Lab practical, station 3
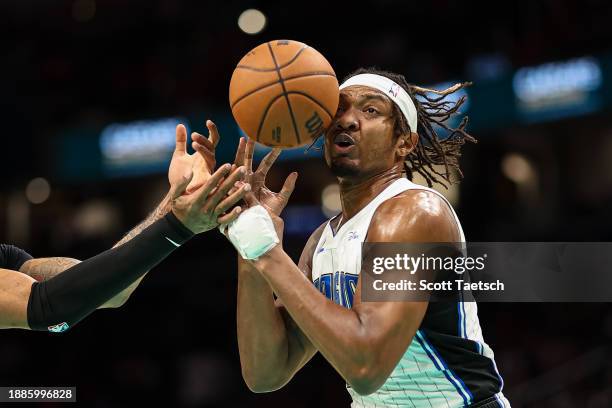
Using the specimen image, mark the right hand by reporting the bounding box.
[171,164,250,234]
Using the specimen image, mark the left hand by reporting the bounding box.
[242,190,287,244]
[237,139,298,216]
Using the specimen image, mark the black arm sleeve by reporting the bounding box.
[27,211,194,332]
[0,244,33,270]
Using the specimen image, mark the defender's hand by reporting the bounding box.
[172,165,251,233]
[187,120,220,194]
[168,124,197,199]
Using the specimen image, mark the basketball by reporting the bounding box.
[229,40,339,148]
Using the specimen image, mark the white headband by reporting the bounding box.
[339,73,418,133]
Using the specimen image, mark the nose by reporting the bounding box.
[335,109,359,133]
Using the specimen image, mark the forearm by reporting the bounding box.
[115,191,172,247]
[20,257,140,309]
[237,256,294,391]
[106,191,173,306]
[20,193,173,309]
[252,246,375,385]
[27,212,193,332]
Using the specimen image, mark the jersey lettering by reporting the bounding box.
[313,271,358,308]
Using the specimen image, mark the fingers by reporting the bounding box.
[233,137,246,168]
[194,164,232,206]
[185,182,204,195]
[256,148,282,177]
[171,168,194,199]
[227,180,247,196]
[201,166,247,211]
[206,120,221,148]
[244,139,255,173]
[192,139,215,164]
[191,132,214,151]
[243,191,260,207]
[214,182,251,216]
[175,124,188,155]
[218,206,242,224]
[278,172,298,203]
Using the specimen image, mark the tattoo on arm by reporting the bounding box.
[19,192,174,308]
[20,257,81,281]
[18,194,172,281]
[95,191,173,307]
[114,192,172,248]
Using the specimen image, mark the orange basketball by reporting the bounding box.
[229,40,339,148]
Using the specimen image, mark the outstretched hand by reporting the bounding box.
[168,122,251,233]
[168,124,198,199]
[233,139,298,216]
[186,120,220,194]
[172,164,250,233]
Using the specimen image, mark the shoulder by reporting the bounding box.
[308,220,329,246]
[368,189,460,242]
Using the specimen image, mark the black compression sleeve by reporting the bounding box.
[0,244,33,270]
[27,211,194,332]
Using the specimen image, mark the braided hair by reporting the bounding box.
[342,68,476,188]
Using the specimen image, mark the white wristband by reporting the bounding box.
[219,205,280,260]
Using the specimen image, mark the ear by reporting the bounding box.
[396,132,418,158]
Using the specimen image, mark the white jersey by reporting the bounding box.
[311,178,510,408]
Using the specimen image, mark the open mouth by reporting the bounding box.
[333,132,355,148]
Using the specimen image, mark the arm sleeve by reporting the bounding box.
[0,244,33,270]
[27,211,194,332]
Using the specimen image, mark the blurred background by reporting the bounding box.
[1,0,612,406]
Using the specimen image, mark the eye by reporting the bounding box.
[365,107,379,114]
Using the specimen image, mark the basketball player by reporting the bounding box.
[0,122,249,332]
[221,69,510,407]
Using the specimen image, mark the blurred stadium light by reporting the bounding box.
[513,56,603,122]
[25,177,51,205]
[321,183,341,218]
[237,9,267,35]
[50,51,612,183]
[100,117,188,177]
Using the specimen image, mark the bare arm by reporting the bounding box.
[251,191,460,395]
[237,223,323,392]
[20,257,81,282]
[225,139,317,391]
[0,268,35,329]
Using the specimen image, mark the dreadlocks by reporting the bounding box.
[343,68,476,188]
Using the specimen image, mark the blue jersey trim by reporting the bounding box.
[416,330,474,406]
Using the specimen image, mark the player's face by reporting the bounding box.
[324,85,401,179]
